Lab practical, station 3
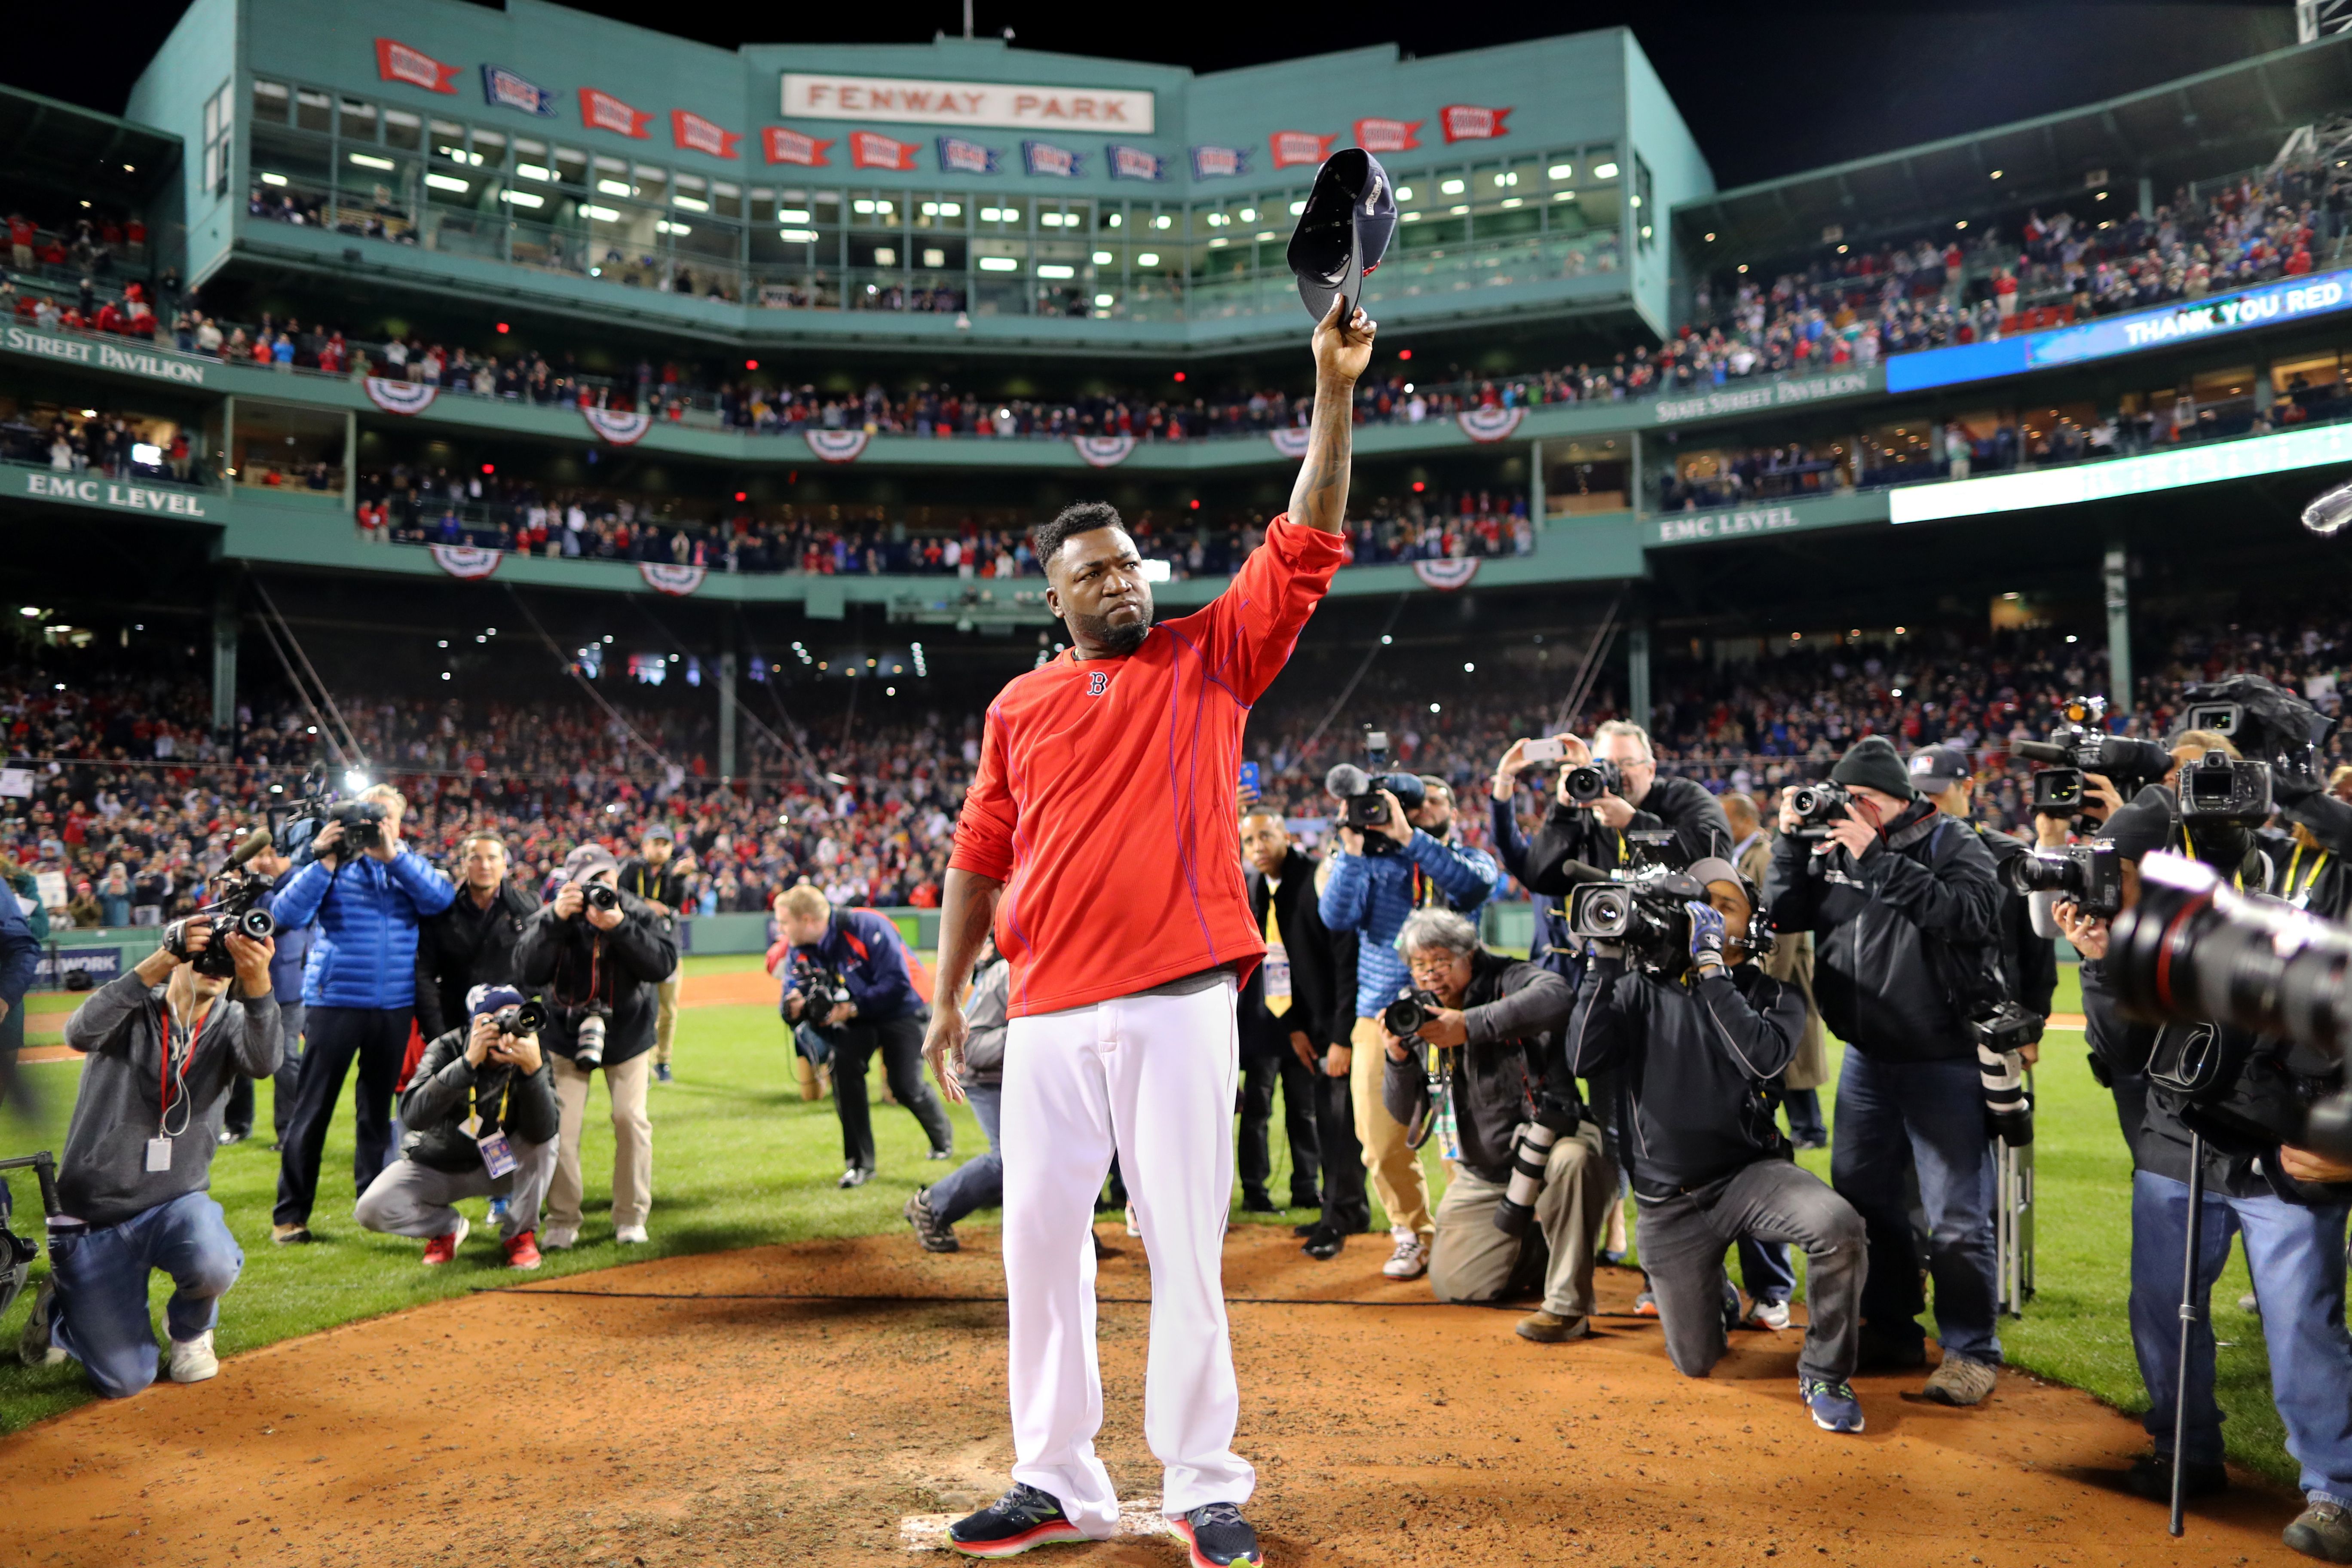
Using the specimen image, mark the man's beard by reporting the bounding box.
[1072,606,1151,655]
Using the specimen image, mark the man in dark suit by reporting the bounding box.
[1237,808,1335,1221]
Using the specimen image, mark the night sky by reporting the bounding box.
[5,1,2301,192]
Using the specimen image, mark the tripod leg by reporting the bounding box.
[2171,1135,2207,1539]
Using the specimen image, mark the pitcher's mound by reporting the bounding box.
[0,1224,2297,1566]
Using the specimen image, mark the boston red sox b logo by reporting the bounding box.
[1087,671,1110,697]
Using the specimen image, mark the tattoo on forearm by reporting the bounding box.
[1290,380,1355,535]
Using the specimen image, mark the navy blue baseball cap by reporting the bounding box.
[1288,148,1396,323]
[1908,745,1972,792]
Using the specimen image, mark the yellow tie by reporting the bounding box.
[1263,896,1291,1017]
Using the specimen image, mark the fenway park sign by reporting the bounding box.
[783,73,1155,134]
[3,325,210,386]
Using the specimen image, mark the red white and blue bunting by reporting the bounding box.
[364,377,439,416]
[1073,434,1136,468]
[1412,557,1481,591]
[582,405,652,445]
[428,544,503,580]
[1269,427,1313,459]
[805,429,870,464]
[1456,406,1526,443]
[638,561,707,597]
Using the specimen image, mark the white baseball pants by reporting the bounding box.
[999,976,1253,1531]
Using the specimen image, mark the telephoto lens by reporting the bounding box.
[2110,851,2352,1053]
[494,1000,548,1037]
[573,1010,609,1068]
[1491,1121,1561,1235]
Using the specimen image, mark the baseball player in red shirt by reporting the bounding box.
[925,296,1375,1565]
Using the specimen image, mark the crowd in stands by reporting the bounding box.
[1677,160,2351,390]
[360,471,1535,577]
[0,404,193,483]
[3,598,2347,931]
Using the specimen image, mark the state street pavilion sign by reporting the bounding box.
[782,74,1155,135]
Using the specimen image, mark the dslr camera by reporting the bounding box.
[162,868,277,980]
[2003,840,2125,918]
[1324,744,1427,854]
[570,1001,614,1069]
[488,999,548,1038]
[2177,748,2273,826]
[1562,758,1623,805]
[1785,781,1854,839]
[2013,695,2175,793]
[792,962,852,1027]
[1382,986,1446,1039]
[581,880,622,914]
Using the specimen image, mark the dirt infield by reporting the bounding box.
[0,1224,2305,1568]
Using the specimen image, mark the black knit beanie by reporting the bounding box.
[1830,735,1918,801]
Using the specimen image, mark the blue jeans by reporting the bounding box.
[49,1191,243,1399]
[927,1080,1003,1225]
[1830,1048,2000,1364]
[2129,1170,2352,1505]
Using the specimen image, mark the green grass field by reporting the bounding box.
[0,959,2301,1486]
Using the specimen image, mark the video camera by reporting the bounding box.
[276,764,389,861]
[1568,867,1707,974]
[792,961,852,1028]
[1325,730,1427,853]
[162,860,277,980]
[2013,695,2175,795]
[2004,840,2124,918]
[2110,852,2352,1157]
[2178,676,2339,795]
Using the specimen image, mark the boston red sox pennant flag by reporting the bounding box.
[1269,131,1335,169]
[1440,104,1512,142]
[763,127,832,166]
[673,110,740,159]
[1106,145,1164,181]
[581,87,651,139]
[937,137,1001,175]
[1353,118,1422,153]
[851,132,919,171]
[375,39,458,94]
[1191,145,1249,179]
[481,65,554,116]
[1024,141,1081,178]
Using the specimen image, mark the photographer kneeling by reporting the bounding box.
[23,920,280,1397]
[1379,908,1611,1342]
[354,985,558,1270]
[1569,859,1871,1433]
[516,845,677,1250]
[775,884,953,1188]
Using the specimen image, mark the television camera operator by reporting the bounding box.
[775,883,953,1188]
[20,919,279,1397]
[1378,907,1611,1342]
[355,983,558,1271]
[2047,677,2352,1558]
[1568,857,1870,1433]
[1237,807,1335,1221]
[1764,735,2006,1406]
[413,832,539,1048]
[220,832,310,1150]
[268,784,455,1246]
[1320,770,1497,1280]
[515,843,677,1249]
[617,824,694,1084]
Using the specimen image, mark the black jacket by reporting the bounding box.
[1568,955,1806,1194]
[1763,798,2001,1061]
[1970,825,2059,1018]
[1522,773,1733,891]
[413,879,541,1041]
[1381,949,1576,1183]
[1239,847,1338,1059]
[397,1024,562,1173]
[513,891,680,1067]
[617,856,691,915]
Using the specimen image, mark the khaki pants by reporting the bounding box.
[654,971,681,1066]
[1427,1122,1611,1318]
[1350,1017,1433,1238]
[549,1052,652,1232]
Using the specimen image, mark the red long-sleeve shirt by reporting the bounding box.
[950,516,1346,1017]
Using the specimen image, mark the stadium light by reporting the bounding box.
[343,769,370,793]
[16,607,38,619]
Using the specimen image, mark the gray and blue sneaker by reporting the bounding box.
[948,1483,1086,1558]
[1801,1375,1866,1433]
[1174,1502,1262,1568]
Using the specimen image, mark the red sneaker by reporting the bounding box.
[502,1230,543,1271]
[422,1214,470,1266]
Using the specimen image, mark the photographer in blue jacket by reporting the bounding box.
[266,785,455,1244]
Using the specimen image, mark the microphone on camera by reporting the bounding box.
[1325,763,1370,800]
[225,827,274,868]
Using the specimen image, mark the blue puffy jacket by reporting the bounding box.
[272,850,456,1011]
[1319,829,1498,1020]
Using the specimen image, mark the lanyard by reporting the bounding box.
[156,997,213,1136]
[2285,842,2331,904]
[2177,824,2247,891]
